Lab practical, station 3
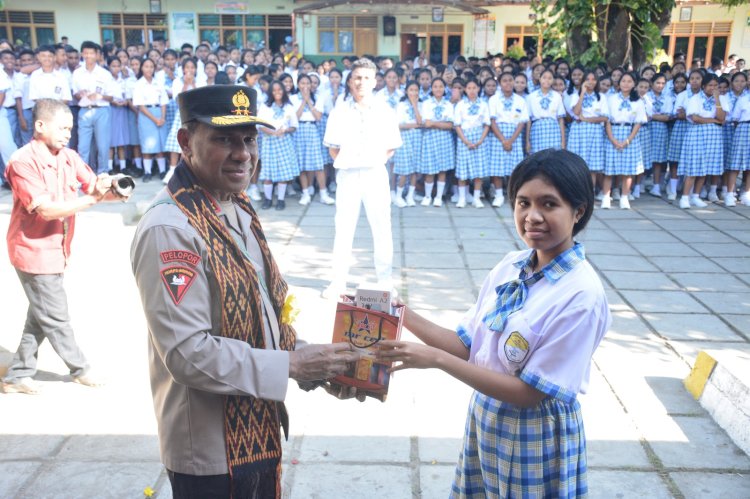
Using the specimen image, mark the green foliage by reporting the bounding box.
[505,43,526,60]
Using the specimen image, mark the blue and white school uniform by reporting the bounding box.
[526,89,566,153]
[566,92,608,172]
[393,100,422,176]
[488,93,529,176]
[376,87,404,111]
[723,92,740,167]
[647,91,673,164]
[108,74,130,148]
[604,93,647,176]
[165,78,203,154]
[257,102,299,182]
[419,95,455,174]
[454,98,490,181]
[289,92,326,172]
[679,91,730,177]
[638,93,653,168]
[667,89,696,163]
[131,76,169,154]
[156,69,177,134]
[728,92,750,171]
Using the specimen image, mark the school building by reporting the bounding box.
[2,0,749,65]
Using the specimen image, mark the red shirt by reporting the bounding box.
[5,139,96,274]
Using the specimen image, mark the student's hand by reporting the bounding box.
[376,340,440,372]
[19,116,28,131]
[502,140,512,151]
[288,343,360,381]
[155,117,165,127]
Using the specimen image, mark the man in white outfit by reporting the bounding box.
[322,58,402,297]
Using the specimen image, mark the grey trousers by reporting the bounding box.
[2,270,89,383]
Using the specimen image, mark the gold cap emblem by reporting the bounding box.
[231,90,251,116]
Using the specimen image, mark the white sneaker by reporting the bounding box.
[473,198,484,208]
[162,167,175,185]
[406,194,416,207]
[708,191,720,202]
[741,194,750,207]
[612,188,621,200]
[619,197,631,210]
[724,193,736,207]
[299,192,311,206]
[667,189,677,201]
[456,198,466,208]
[320,191,335,205]
[649,185,662,197]
[433,197,443,207]
[450,192,459,203]
[394,196,407,208]
[690,196,708,208]
[248,184,262,201]
[600,196,611,209]
[679,196,691,209]
[420,196,432,206]
[492,195,505,208]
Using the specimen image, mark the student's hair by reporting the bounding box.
[672,73,688,93]
[451,77,466,88]
[181,56,197,71]
[204,61,219,73]
[279,72,296,93]
[508,149,594,236]
[351,57,377,73]
[80,40,101,53]
[688,68,705,83]
[18,48,35,59]
[36,44,55,55]
[0,49,15,58]
[215,71,231,84]
[577,70,601,100]
[138,58,155,79]
[266,80,291,107]
[181,42,193,51]
[652,72,667,85]
[241,64,262,81]
[328,67,343,80]
[539,68,555,84]
[428,76,447,96]
[701,73,719,89]
[259,74,273,86]
[514,72,529,94]
[400,80,421,102]
[106,55,119,67]
[717,76,729,87]
[296,73,316,103]
[32,98,72,124]
[163,49,178,59]
[730,71,747,83]
[619,72,641,101]
[65,46,78,55]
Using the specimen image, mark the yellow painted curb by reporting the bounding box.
[684,351,717,400]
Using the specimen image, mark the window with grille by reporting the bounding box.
[318,15,377,54]
[661,21,733,64]
[98,12,167,48]
[197,14,292,50]
[504,25,542,55]
[0,10,56,48]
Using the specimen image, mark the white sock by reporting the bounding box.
[721,186,728,196]
[669,178,678,193]
[144,158,154,174]
[396,186,404,198]
[107,159,113,171]
[277,183,287,200]
[424,182,434,198]
[134,157,143,169]
[709,185,717,194]
[690,192,699,199]
[156,157,166,173]
[264,183,273,199]
[435,181,446,200]
[305,185,314,195]
[119,159,126,170]
[458,185,467,202]
[407,185,416,197]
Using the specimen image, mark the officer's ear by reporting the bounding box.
[177,127,191,156]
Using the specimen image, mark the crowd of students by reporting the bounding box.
[1,36,748,210]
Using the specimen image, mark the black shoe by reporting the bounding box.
[130,168,144,178]
[275,200,286,211]
[261,198,272,209]
[159,171,167,180]
[142,174,152,183]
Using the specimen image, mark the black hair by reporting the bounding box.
[80,41,101,53]
[241,65,262,80]
[730,71,748,83]
[717,76,729,87]
[180,57,197,71]
[18,49,35,58]
[619,72,641,102]
[328,67,343,79]
[163,49,178,59]
[428,76,447,97]
[0,49,15,58]
[266,80,291,107]
[138,57,156,79]
[451,77,466,88]
[36,45,55,55]
[296,73,316,104]
[106,55,119,67]
[400,80,421,102]
[214,71,230,85]
[701,73,719,89]
[508,149,594,237]
[578,70,601,100]
[181,43,193,50]
[652,72,667,84]
[672,73,688,94]
[279,72,296,93]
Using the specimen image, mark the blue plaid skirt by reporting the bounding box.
[638,123,652,169]
[295,121,325,172]
[420,128,455,174]
[649,121,669,164]
[728,122,750,171]
[668,120,688,163]
[452,391,587,498]
[138,108,168,154]
[259,134,299,182]
[394,128,421,175]
[164,112,182,153]
[678,123,723,176]
[318,113,330,164]
[723,123,734,168]
[604,125,644,176]
[568,121,605,172]
[530,118,562,153]
[456,126,489,180]
[488,122,524,176]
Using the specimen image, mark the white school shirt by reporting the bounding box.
[731,92,750,122]
[457,248,610,397]
[525,89,566,120]
[488,93,529,125]
[171,77,204,100]
[396,99,421,126]
[323,96,402,170]
[28,68,72,102]
[640,93,654,119]
[289,93,325,122]
[376,87,404,110]
[155,69,177,98]
[686,91,730,122]
[108,74,128,102]
[131,77,169,107]
[12,72,33,110]
[606,93,647,124]
[421,95,455,123]
[647,91,674,118]
[453,98,490,130]
[673,88,698,114]
[565,91,609,120]
[72,64,113,107]
[257,102,298,131]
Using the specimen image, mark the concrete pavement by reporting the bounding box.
[0,180,749,498]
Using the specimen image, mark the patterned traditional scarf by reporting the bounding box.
[483,243,585,332]
[167,163,296,498]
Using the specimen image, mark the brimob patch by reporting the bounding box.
[160,249,201,267]
[161,266,197,305]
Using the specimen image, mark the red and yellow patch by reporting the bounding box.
[160,266,196,305]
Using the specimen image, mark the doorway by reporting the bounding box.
[401,33,418,61]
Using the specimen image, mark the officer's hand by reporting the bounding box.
[288,343,360,381]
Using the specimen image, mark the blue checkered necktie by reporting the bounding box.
[702,92,715,111]
[483,244,586,333]
[618,94,632,111]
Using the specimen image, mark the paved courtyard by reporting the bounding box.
[0,181,749,498]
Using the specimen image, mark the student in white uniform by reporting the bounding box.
[525,69,566,154]
[106,56,130,173]
[28,45,72,103]
[454,78,491,209]
[646,74,674,198]
[566,70,608,189]
[419,77,455,206]
[14,49,36,145]
[131,57,169,182]
[0,68,17,184]
[393,81,422,208]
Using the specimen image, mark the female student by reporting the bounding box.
[665,72,689,199]
[678,73,727,209]
[480,77,497,102]
[567,70,609,187]
[376,68,403,109]
[633,77,654,198]
[525,69,566,154]
[601,72,647,209]
[319,67,344,166]
[257,80,299,210]
[647,73,674,198]
[163,57,202,184]
[393,81,423,208]
[107,56,130,173]
[488,72,529,207]
[126,56,143,175]
[203,61,218,86]
[726,73,750,206]
[132,57,169,182]
[377,149,610,498]
[290,73,333,205]
[454,78,491,208]
[514,73,529,97]
[419,77,455,207]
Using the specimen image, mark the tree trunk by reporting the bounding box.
[605,5,631,68]
[631,7,673,69]
[567,30,591,59]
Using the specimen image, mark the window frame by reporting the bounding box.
[0,10,56,48]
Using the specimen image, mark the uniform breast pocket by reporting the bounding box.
[498,312,543,375]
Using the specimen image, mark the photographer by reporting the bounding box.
[1,98,124,394]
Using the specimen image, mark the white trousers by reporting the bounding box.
[332,166,393,287]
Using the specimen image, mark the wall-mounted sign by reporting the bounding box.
[215,2,247,14]
[432,7,444,23]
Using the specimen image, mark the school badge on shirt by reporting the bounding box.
[504,331,530,363]
[160,266,196,305]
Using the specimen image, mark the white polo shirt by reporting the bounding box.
[72,64,113,107]
[28,68,72,102]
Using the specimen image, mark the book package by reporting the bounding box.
[330,290,404,401]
